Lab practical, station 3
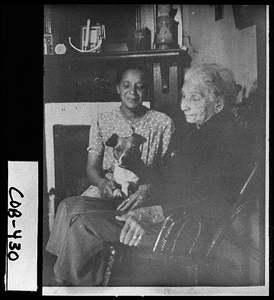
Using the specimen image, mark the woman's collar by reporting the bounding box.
[196,108,233,130]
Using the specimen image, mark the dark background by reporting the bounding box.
[47,4,137,45]
[1,4,43,161]
[1,4,43,297]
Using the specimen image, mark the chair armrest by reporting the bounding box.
[153,213,203,257]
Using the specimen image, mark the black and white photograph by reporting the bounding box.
[2,4,269,296]
[42,4,269,295]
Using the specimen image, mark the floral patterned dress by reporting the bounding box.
[82,105,175,197]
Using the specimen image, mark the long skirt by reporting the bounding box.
[45,196,158,286]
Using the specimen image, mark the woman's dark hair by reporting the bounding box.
[115,63,150,86]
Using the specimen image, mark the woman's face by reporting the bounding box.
[180,74,220,125]
[117,69,145,110]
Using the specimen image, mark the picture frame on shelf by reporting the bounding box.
[44,34,53,55]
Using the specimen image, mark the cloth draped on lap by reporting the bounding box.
[46,196,159,286]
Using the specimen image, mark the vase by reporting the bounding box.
[155,5,175,50]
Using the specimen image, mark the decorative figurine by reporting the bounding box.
[155,5,178,50]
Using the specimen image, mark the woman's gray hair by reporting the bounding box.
[185,63,242,105]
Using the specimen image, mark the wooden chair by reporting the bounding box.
[102,156,263,287]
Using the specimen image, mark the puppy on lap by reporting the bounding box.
[105,133,147,199]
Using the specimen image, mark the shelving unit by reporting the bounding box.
[44,48,190,62]
[44,48,192,102]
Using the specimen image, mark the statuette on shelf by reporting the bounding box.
[155,5,178,50]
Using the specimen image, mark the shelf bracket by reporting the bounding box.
[160,61,170,94]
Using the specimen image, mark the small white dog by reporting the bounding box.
[105,133,146,199]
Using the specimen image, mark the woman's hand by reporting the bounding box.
[98,178,114,198]
[116,184,151,211]
[115,212,146,247]
[115,206,165,246]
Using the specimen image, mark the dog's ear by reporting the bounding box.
[132,133,147,146]
[105,133,119,147]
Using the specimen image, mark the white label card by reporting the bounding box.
[5,161,38,291]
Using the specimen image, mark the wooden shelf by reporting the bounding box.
[44,48,191,63]
[44,49,191,95]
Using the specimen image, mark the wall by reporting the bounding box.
[183,5,258,97]
[139,4,259,110]
[140,4,258,97]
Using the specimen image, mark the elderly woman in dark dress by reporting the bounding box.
[47,63,254,286]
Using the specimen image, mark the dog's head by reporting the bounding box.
[105,133,146,168]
